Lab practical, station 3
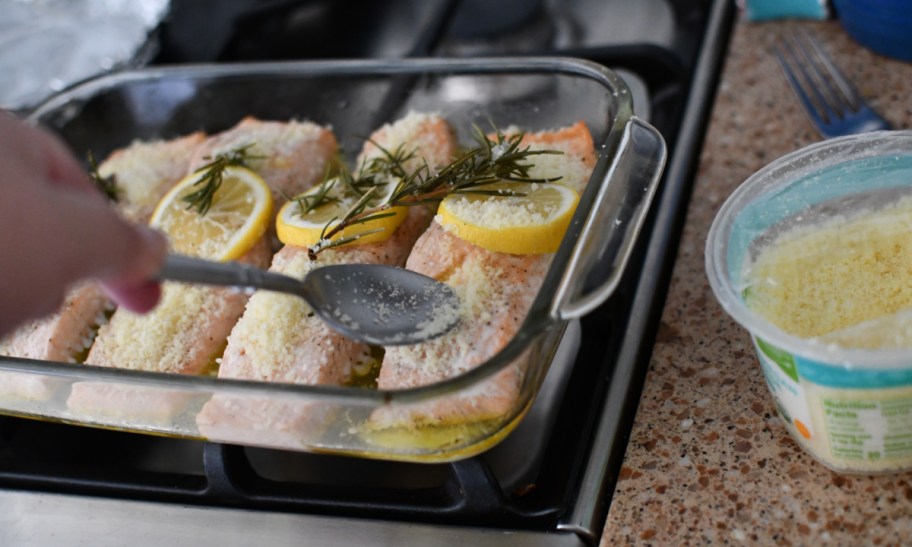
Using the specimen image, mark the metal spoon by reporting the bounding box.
[156,254,461,346]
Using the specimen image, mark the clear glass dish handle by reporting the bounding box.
[552,117,667,319]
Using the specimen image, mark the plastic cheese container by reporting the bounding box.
[706,131,912,474]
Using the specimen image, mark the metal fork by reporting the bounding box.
[773,31,892,138]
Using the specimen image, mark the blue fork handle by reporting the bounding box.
[774,30,892,138]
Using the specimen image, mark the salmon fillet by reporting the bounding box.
[215,210,433,384]
[67,383,202,427]
[70,119,338,422]
[196,112,456,447]
[103,132,207,223]
[371,122,596,431]
[189,116,338,206]
[512,121,597,194]
[0,372,61,402]
[0,134,206,401]
[356,111,455,176]
[0,282,108,363]
[0,134,207,361]
[194,216,427,445]
[83,118,337,373]
[84,237,271,375]
[68,239,273,423]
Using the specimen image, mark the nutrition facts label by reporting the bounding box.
[823,398,912,461]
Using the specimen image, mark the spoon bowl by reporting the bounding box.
[156,254,461,346]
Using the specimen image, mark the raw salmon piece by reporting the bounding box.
[102,132,207,223]
[372,122,596,430]
[357,111,455,175]
[195,206,435,445]
[197,112,456,447]
[67,383,198,427]
[69,238,272,423]
[193,247,368,445]
[0,134,206,402]
[73,119,339,423]
[84,237,272,375]
[85,118,338,374]
[0,372,62,402]
[189,117,338,205]
[0,282,108,363]
[514,121,596,194]
[196,396,338,450]
[219,208,433,384]
[0,283,107,401]
[372,226,550,429]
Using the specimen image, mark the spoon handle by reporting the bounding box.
[156,254,303,296]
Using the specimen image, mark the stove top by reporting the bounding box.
[0,1,735,544]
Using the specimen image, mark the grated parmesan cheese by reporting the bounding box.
[99,132,206,222]
[437,190,562,229]
[357,111,452,174]
[188,117,338,202]
[746,195,912,340]
[86,282,245,374]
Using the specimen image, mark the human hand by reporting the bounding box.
[0,112,166,337]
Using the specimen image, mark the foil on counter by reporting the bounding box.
[0,0,170,110]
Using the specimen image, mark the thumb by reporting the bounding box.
[98,226,167,314]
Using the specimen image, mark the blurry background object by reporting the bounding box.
[0,0,169,111]
[774,30,891,138]
[736,0,828,21]
[831,0,912,62]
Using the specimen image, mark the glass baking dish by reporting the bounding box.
[3,58,665,462]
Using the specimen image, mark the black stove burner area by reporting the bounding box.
[0,1,732,544]
[0,319,601,530]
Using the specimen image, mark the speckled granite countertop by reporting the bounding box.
[600,18,912,546]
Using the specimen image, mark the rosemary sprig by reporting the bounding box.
[295,142,415,220]
[306,186,401,259]
[387,126,562,205]
[87,151,119,203]
[292,176,342,216]
[183,144,261,215]
[362,140,417,181]
[306,126,563,259]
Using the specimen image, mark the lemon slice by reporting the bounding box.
[150,166,273,261]
[276,178,407,248]
[437,182,580,254]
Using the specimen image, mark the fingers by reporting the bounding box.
[97,224,167,314]
[0,113,166,337]
[52,189,167,288]
[0,112,95,193]
[101,279,162,314]
[36,127,96,193]
[0,181,166,336]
